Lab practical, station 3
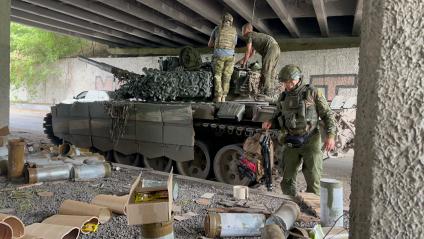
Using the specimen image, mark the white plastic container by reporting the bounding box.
[320,178,344,227]
[233,185,249,200]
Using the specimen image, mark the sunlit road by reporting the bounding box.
[9,107,48,133]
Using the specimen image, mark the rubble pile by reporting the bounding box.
[330,95,357,157]
[332,109,356,157]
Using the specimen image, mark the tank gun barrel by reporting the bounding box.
[78,56,114,73]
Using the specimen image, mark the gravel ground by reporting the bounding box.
[1,131,351,238]
[0,166,289,239]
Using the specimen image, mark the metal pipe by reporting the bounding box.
[72,163,112,181]
[265,201,300,237]
[25,165,72,184]
[7,139,25,180]
[204,212,265,237]
[320,178,344,227]
[140,220,174,239]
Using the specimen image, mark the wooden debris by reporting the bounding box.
[174,212,197,221]
[195,198,210,206]
[298,213,320,223]
[37,191,54,197]
[17,182,43,190]
[296,192,321,217]
[200,193,215,199]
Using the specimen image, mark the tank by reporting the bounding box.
[43,47,280,186]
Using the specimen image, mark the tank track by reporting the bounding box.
[43,113,62,145]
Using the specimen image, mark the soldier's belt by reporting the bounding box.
[285,128,318,148]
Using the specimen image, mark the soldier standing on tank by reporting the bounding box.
[208,13,238,103]
[237,23,281,96]
[262,65,336,196]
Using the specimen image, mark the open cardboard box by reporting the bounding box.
[126,171,173,225]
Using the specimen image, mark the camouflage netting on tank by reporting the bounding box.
[112,67,213,101]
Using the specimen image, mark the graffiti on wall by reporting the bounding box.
[310,74,357,101]
[95,75,116,91]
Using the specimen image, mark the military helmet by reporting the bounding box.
[222,13,233,25]
[278,64,302,82]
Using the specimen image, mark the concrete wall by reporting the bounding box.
[12,47,359,104]
[0,0,10,129]
[350,0,424,238]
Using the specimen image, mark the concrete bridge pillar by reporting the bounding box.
[350,0,424,238]
[0,0,11,132]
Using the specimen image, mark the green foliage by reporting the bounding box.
[10,23,90,96]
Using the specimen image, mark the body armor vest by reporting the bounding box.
[278,85,319,136]
[215,25,237,50]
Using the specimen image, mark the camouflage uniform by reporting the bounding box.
[245,32,280,95]
[210,13,237,102]
[274,65,336,196]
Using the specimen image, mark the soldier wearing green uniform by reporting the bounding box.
[208,13,238,103]
[238,23,280,96]
[263,65,336,196]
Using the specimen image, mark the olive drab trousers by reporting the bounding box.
[280,132,323,196]
[261,44,280,95]
[213,56,235,98]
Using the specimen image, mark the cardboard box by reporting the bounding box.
[126,172,173,225]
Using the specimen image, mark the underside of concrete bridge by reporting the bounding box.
[10,0,363,48]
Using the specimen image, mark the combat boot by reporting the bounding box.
[213,96,222,103]
[221,95,226,102]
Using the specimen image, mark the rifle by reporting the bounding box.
[260,131,273,192]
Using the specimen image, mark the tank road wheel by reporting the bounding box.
[112,151,142,166]
[142,157,173,172]
[213,144,251,186]
[175,141,211,179]
[43,113,62,145]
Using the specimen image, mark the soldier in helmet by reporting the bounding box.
[262,65,336,196]
[208,13,238,102]
[237,23,281,96]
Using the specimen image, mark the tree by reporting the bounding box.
[10,23,90,97]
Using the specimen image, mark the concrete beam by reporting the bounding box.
[176,0,222,25]
[136,0,213,36]
[11,9,141,47]
[108,37,360,56]
[351,0,424,238]
[0,0,10,130]
[12,0,154,47]
[59,0,181,47]
[101,0,208,44]
[11,17,124,47]
[223,0,273,35]
[311,0,330,37]
[266,0,300,38]
[176,0,243,36]
[21,0,162,47]
[352,0,363,36]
